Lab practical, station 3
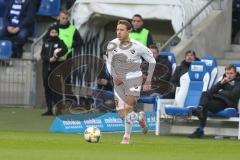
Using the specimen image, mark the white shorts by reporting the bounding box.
[114,76,142,111]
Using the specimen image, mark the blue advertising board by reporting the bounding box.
[50,112,156,133]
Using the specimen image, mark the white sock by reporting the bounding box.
[123,111,140,138]
[123,118,132,139]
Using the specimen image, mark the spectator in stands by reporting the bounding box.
[96,57,114,113]
[129,14,154,47]
[56,9,83,60]
[189,64,240,138]
[0,0,37,58]
[41,25,67,116]
[149,45,172,81]
[97,60,113,91]
[164,50,199,98]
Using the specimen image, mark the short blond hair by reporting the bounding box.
[117,20,132,31]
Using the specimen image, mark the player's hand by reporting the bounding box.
[143,81,151,91]
[114,78,123,86]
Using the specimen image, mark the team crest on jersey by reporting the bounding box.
[130,49,135,54]
[54,44,59,48]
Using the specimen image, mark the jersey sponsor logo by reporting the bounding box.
[127,59,134,63]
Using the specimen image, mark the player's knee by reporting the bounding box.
[117,110,125,120]
[125,104,133,113]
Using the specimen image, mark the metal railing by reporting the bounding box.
[159,0,222,52]
[0,59,36,106]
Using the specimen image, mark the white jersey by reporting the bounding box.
[106,38,156,82]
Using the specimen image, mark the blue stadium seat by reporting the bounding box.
[164,61,210,116]
[201,55,218,89]
[37,0,61,17]
[208,108,239,118]
[160,52,176,75]
[0,0,7,17]
[0,40,12,60]
[0,17,3,30]
[138,96,159,112]
[234,63,240,73]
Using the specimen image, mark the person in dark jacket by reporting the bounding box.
[96,58,114,113]
[0,0,37,58]
[149,45,172,81]
[41,25,67,116]
[170,50,199,87]
[189,64,240,138]
[97,62,113,91]
[164,50,199,98]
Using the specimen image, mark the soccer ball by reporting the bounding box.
[84,126,101,143]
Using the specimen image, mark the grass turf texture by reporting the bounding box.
[0,107,240,160]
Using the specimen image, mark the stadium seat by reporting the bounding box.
[160,52,176,75]
[37,0,61,17]
[0,40,12,60]
[234,63,240,73]
[201,55,218,89]
[0,0,7,17]
[208,108,239,118]
[138,96,159,112]
[0,17,3,30]
[164,61,210,117]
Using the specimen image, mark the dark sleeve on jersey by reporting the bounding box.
[147,32,154,47]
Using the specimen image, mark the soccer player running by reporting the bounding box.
[106,20,156,144]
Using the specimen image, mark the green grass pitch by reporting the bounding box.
[0,107,240,160]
